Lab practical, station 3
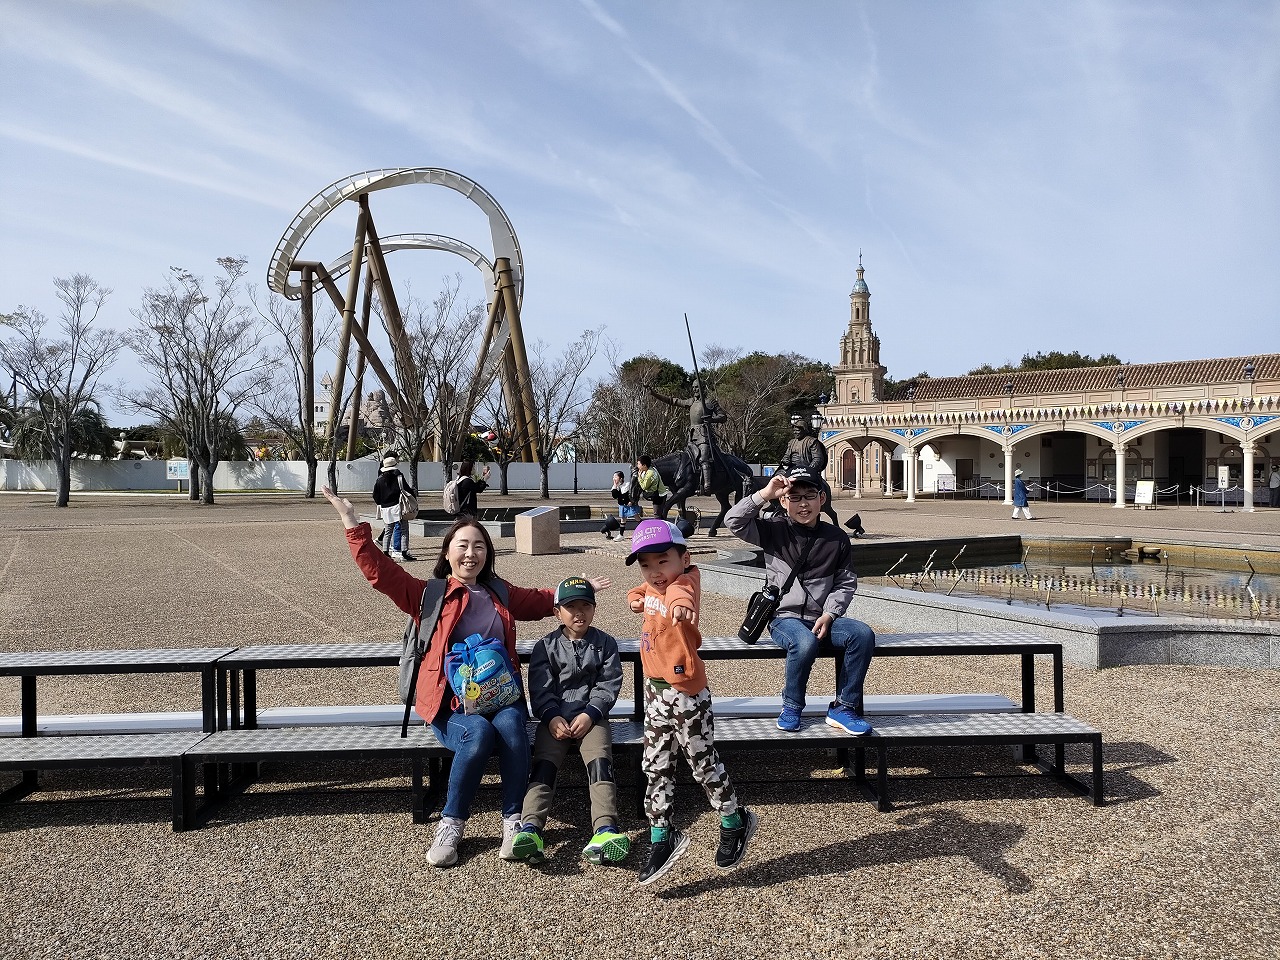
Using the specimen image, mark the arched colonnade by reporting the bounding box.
[822,414,1280,512]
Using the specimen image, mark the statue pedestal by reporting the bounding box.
[515,506,560,555]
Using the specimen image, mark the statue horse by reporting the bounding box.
[653,447,753,537]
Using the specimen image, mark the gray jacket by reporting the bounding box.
[527,625,623,725]
[725,492,858,623]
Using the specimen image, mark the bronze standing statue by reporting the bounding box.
[778,419,839,526]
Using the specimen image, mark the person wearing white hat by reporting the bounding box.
[373,453,418,559]
[1011,469,1032,520]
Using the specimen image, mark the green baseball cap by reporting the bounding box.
[554,576,595,606]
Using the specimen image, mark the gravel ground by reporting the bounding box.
[0,492,1277,960]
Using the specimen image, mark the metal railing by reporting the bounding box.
[869,543,1277,621]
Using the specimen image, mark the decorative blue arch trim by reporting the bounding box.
[820,430,841,442]
[1214,415,1278,431]
[980,423,1031,438]
[1091,420,1145,434]
[888,427,927,439]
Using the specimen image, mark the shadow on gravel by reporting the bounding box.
[1088,740,1175,806]
[657,809,1031,898]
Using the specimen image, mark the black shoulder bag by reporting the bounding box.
[738,530,817,644]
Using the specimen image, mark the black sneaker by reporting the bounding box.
[715,808,758,869]
[400,552,418,562]
[637,830,689,885]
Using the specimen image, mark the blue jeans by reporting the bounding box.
[390,520,407,552]
[767,615,875,714]
[430,703,530,820]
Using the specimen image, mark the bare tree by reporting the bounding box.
[716,351,829,459]
[249,288,340,497]
[0,275,125,507]
[699,342,742,393]
[380,274,484,490]
[476,373,530,496]
[579,342,684,464]
[527,328,602,498]
[121,258,274,505]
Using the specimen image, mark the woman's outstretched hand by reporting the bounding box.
[321,486,361,529]
[587,576,613,594]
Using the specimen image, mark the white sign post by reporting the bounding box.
[1217,464,1231,512]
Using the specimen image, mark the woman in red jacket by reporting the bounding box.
[322,486,609,868]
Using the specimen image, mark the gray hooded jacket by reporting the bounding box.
[527,625,623,725]
[725,492,858,623]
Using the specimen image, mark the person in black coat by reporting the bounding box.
[373,454,417,560]
[455,459,491,516]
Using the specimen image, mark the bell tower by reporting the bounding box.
[834,254,885,404]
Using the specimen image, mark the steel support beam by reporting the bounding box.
[323,201,369,450]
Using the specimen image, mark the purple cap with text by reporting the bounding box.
[625,518,686,565]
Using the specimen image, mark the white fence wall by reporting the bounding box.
[0,459,170,491]
[0,459,640,494]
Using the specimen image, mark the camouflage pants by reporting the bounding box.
[641,680,739,828]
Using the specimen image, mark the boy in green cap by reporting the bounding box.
[511,576,629,865]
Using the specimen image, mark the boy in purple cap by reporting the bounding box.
[625,518,756,885]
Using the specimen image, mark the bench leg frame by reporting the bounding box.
[0,770,39,805]
[852,737,1105,812]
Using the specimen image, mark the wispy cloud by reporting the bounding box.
[0,4,342,176]
[0,122,294,210]
[576,0,627,39]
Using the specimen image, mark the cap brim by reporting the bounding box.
[625,543,675,565]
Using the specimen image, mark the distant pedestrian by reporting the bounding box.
[635,455,668,513]
[604,470,641,540]
[454,459,491,517]
[1011,469,1032,520]
[373,454,417,560]
[1270,465,1280,508]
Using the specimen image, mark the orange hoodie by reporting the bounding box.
[627,565,707,695]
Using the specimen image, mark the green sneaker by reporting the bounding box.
[511,825,545,864]
[582,826,630,864]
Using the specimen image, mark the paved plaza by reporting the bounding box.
[0,490,1276,959]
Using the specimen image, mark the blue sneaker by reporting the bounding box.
[776,705,802,732]
[825,703,871,735]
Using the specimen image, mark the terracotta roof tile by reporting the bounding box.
[892,354,1280,401]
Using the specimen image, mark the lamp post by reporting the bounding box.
[572,440,578,495]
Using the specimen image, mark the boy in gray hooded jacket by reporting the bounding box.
[511,576,629,865]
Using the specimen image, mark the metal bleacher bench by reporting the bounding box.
[0,631,1103,828]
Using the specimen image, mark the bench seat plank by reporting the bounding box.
[0,694,1021,736]
[183,724,444,761]
[0,648,235,674]
[0,732,209,766]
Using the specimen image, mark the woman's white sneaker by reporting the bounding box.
[428,816,465,868]
[499,815,523,860]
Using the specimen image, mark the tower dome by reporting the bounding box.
[850,252,870,297]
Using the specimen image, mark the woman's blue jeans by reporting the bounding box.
[766,616,875,714]
[430,703,530,821]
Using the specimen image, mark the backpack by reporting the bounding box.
[442,477,462,515]
[397,474,419,521]
[397,578,510,736]
[444,633,522,715]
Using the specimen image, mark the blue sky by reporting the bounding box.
[2,0,1278,419]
